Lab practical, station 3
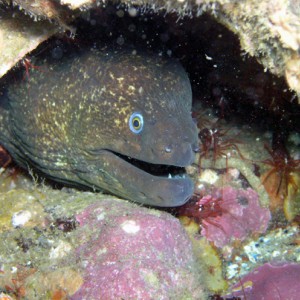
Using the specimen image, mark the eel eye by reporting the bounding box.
[129,112,144,134]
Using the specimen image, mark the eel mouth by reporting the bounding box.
[110,150,188,178]
[85,148,195,206]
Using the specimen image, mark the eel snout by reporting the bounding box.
[162,141,196,167]
[89,143,197,206]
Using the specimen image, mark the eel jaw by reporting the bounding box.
[102,150,195,207]
[115,151,188,177]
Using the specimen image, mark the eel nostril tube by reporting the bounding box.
[165,145,173,153]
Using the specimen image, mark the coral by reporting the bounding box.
[200,157,270,207]
[180,187,271,248]
[227,262,300,299]
[201,187,271,247]
[72,200,206,299]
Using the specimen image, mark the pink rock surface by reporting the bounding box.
[200,187,271,247]
[228,262,300,299]
[71,199,205,299]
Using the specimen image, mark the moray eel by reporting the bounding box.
[0,49,198,206]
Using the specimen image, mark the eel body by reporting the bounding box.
[0,49,198,206]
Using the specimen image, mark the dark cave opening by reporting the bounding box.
[16,4,299,135]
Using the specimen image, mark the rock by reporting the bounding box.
[199,187,271,248]
[227,262,300,299]
[0,186,206,299]
[72,200,206,299]
[1,0,299,100]
[0,10,57,78]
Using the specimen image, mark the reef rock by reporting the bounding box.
[228,262,300,299]
[200,187,271,248]
[72,199,205,299]
[0,183,206,299]
[1,0,299,100]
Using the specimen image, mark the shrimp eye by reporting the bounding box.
[129,112,144,134]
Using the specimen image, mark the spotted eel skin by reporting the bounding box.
[0,49,198,206]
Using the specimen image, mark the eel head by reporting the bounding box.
[75,52,198,207]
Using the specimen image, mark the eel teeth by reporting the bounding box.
[167,173,186,179]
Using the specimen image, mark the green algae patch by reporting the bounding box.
[284,173,300,222]
[0,189,46,232]
[143,270,161,289]
[0,186,130,296]
[29,267,84,298]
[180,216,228,293]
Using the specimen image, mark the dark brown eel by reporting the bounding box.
[0,49,198,206]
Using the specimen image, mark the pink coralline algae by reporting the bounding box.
[228,262,300,299]
[71,199,205,300]
[181,186,271,247]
